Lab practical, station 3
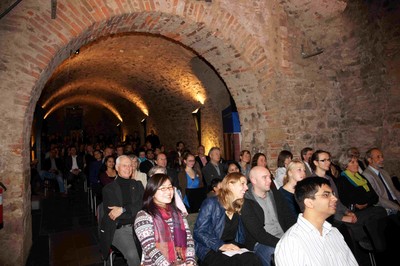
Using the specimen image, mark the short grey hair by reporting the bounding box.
[148,165,167,178]
[116,155,130,166]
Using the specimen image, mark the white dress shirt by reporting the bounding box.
[275,214,358,266]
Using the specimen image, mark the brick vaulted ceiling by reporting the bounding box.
[38,33,224,132]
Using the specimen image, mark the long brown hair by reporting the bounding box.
[217,172,246,214]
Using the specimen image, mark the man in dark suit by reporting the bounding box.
[202,147,226,189]
[100,155,144,266]
[139,148,155,175]
[241,166,296,266]
[64,146,86,189]
[40,147,66,195]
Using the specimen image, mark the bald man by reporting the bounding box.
[241,166,296,266]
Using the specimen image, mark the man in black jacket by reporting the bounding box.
[241,166,296,266]
[100,155,144,266]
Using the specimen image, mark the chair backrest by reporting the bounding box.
[186,187,207,213]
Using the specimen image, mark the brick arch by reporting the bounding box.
[0,1,271,264]
[42,78,150,116]
[44,95,124,122]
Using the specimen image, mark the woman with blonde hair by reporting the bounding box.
[279,159,306,217]
[193,172,262,266]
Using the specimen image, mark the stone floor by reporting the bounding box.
[26,187,126,266]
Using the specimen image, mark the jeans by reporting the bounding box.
[39,170,65,193]
[254,242,275,266]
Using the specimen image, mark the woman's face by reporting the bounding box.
[106,157,115,169]
[257,155,267,167]
[346,157,359,174]
[284,157,292,167]
[131,158,138,170]
[198,146,205,155]
[241,152,251,163]
[229,177,248,200]
[227,163,240,173]
[154,179,174,207]
[184,155,196,168]
[288,163,306,182]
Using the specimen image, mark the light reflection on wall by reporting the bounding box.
[44,95,123,122]
[41,78,149,116]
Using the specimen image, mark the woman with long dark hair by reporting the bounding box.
[134,174,196,265]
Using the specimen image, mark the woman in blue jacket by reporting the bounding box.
[193,172,262,266]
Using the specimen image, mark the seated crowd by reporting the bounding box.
[34,132,400,266]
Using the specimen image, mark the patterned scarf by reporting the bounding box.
[342,170,370,192]
[153,205,187,263]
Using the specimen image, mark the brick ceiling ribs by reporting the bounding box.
[38,33,211,124]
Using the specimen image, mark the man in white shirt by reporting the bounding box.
[275,177,358,266]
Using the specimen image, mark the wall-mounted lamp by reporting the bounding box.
[192,107,201,146]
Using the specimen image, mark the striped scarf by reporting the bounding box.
[153,205,187,263]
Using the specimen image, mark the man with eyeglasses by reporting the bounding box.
[311,150,387,263]
[100,155,144,266]
[275,177,358,266]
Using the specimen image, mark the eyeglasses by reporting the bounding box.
[318,159,331,163]
[158,186,174,192]
[314,191,336,199]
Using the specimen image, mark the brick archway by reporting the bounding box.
[0,1,269,264]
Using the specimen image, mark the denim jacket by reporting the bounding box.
[193,196,246,261]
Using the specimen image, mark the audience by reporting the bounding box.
[241,166,296,266]
[251,152,268,169]
[178,152,204,210]
[99,155,117,186]
[275,177,358,266]
[195,144,210,169]
[39,146,66,196]
[139,148,155,175]
[362,148,400,214]
[274,150,293,189]
[134,174,196,266]
[207,178,222,197]
[279,159,306,217]
[88,149,103,192]
[336,150,388,251]
[65,146,86,190]
[99,155,144,266]
[202,147,226,189]
[300,147,314,177]
[238,150,251,180]
[226,161,241,174]
[193,172,262,266]
[129,154,147,188]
